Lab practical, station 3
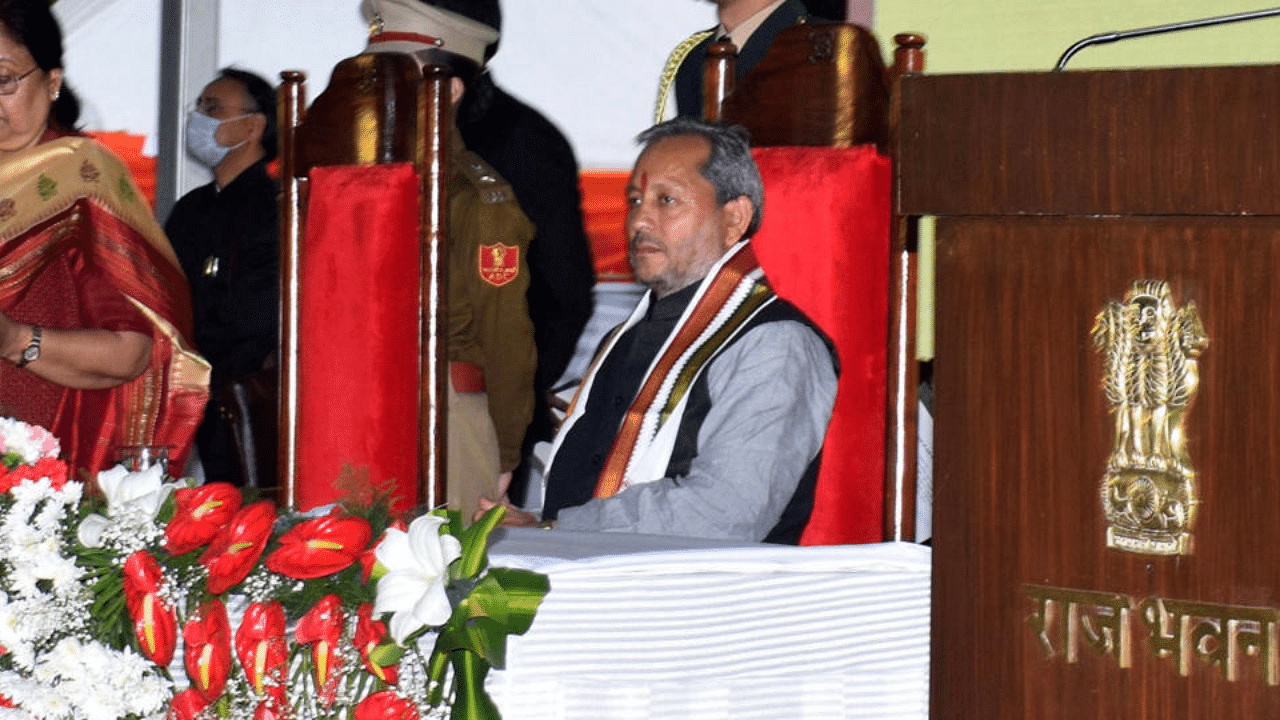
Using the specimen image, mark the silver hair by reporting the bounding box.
[635,118,764,239]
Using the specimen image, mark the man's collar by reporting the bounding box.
[647,282,700,321]
[215,159,269,193]
[719,0,787,47]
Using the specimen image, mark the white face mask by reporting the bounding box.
[185,110,251,168]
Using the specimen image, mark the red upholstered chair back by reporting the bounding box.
[751,146,892,545]
[277,55,453,513]
[706,25,922,544]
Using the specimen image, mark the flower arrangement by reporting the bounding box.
[0,419,548,720]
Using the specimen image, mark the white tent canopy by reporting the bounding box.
[55,0,715,202]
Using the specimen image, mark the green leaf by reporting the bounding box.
[367,559,389,582]
[437,508,463,539]
[433,609,507,667]
[449,650,500,720]
[465,617,510,668]
[455,505,505,580]
[368,640,403,667]
[426,645,450,706]
[269,563,375,621]
[479,568,549,636]
[430,565,549,670]
[155,487,179,524]
[454,570,549,635]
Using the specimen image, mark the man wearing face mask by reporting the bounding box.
[165,68,279,486]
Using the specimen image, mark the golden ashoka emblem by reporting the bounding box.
[1092,280,1208,555]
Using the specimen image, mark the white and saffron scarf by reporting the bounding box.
[544,241,778,498]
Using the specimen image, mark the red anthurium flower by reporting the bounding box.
[253,695,289,720]
[356,602,398,685]
[354,690,419,720]
[167,688,210,720]
[234,601,288,697]
[183,598,232,702]
[123,551,178,666]
[199,500,276,594]
[165,483,243,555]
[360,519,407,583]
[295,594,345,707]
[265,507,373,579]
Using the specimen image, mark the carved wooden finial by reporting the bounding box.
[277,70,307,153]
[893,33,927,76]
[706,37,737,120]
[706,38,737,58]
[703,38,738,122]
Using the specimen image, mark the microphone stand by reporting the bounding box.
[1054,6,1280,71]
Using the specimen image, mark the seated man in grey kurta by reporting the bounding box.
[483,118,837,544]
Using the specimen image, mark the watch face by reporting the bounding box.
[21,345,37,363]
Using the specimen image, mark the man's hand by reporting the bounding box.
[475,496,543,527]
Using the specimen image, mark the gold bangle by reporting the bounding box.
[536,519,556,530]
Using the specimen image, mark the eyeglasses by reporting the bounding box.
[0,67,38,96]
[191,98,257,117]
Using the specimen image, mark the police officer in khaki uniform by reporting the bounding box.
[362,0,536,521]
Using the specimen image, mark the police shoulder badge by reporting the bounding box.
[479,243,520,287]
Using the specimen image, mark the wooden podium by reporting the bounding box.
[897,64,1280,718]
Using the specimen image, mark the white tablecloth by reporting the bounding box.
[486,529,931,720]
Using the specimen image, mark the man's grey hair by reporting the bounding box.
[635,118,765,240]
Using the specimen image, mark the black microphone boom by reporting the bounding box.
[1054,6,1280,71]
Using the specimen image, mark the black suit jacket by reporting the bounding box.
[165,161,279,382]
[673,0,809,118]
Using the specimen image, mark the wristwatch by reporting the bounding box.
[15,325,41,368]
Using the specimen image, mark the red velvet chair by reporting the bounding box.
[750,145,892,545]
[276,55,454,514]
[710,25,926,544]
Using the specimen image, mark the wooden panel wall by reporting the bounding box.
[932,215,1280,719]
[896,65,1280,217]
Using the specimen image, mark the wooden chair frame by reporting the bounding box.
[276,54,454,509]
[703,27,928,541]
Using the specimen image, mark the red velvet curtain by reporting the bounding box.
[295,164,422,513]
[750,146,892,545]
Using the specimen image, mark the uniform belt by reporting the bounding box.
[450,362,486,393]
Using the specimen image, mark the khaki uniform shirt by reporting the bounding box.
[447,131,537,471]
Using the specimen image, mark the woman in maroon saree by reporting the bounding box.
[0,0,208,478]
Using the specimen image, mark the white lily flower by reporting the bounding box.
[76,465,177,548]
[75,517,108,550]
[373,514,462,644]
[97,464,176,517]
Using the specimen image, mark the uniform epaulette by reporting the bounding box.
[457,150,513,204]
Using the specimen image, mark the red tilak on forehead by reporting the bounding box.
[639,171,648,193]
